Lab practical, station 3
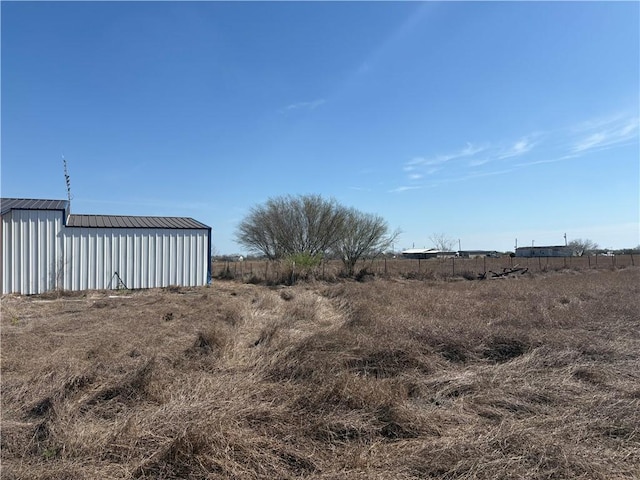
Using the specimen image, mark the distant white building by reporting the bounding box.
[1,198,212,294]
[515,245,572,258]
[401,248,457,259]
[458,250,500,258]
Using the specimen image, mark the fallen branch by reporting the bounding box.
[488,266,529,278]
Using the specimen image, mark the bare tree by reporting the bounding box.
[235,194,346,260]
[333,209,400,276]
[236,194,400,277]
[568,238,599,256]
[429,233,456,252]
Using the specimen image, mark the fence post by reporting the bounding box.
[452,257,455,276]
[418,258,421,273]
[631,254,634,266]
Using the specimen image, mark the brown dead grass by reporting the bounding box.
[2,268,639,479]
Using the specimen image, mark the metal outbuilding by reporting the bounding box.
[401,248,458,259]
[515,245,572,258]
[458,250,501,258]
[1,198,212,294]
[401,248,439,259]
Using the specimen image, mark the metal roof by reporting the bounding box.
[401,248,439,254]
[1,198,209,230]
[515,245,569,250]
[67,214,209,229]
[1,198,69,215]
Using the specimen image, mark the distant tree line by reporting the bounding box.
[235,194,399,276]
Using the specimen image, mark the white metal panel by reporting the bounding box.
[61,227,209,290]
[164,232,171,286]
[176,234,183,285]
[168,234,176,283]
[1,209,64,294]
[140,231,148,288]
[96,234,104,289]
[3,210,209,294]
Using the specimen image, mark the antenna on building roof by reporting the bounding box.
[63,156,73,209]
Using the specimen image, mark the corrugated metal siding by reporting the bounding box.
[62,227,209,290]
[515,246,572,258]
[1,209,64,294]
[2,205,211,294]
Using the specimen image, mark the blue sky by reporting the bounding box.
[2,1,638,254]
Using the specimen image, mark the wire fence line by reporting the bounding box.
[212,254,636,283]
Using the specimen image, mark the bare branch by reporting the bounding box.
[429,233,456,252]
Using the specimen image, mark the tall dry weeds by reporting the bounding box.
[2,268,639,479]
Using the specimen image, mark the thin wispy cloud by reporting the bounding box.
[516,154,579,167]
[468,158,489,167]
[571,112,632,132]
[571,116,639,153]
[462,168,516,180]
[401,143,490,184]
[424,167,518,187]
[407,143,487,168]
[389,185,422,193]
[392,112,638,193]
[280,99,326,113]
[403,164,441,177]
[498,135,539,159]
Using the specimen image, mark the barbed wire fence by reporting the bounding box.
[211,254,635,284]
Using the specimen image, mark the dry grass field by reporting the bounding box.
[2,266,639,479]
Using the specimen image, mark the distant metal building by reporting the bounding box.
[458,250,500,258]
[401,248,457,259]
[401,248,439,259]
[1,198,212,294]
[515,245,572,258]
